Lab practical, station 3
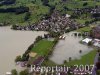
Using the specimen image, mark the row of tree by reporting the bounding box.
[0,0,16,5]
[0,6,29,14]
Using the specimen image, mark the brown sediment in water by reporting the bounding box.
[0,26,47,75]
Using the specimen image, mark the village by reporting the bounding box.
[2,0,100,75]
[11,10,83,32]
[9,6,100,75]
[11,24,100,75]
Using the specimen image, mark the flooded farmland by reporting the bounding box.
[50,32,93,64]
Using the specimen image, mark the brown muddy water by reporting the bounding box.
[50,32,93,64]
[0,26,47,75]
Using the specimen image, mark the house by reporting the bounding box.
[6,72,12,75]
[93,39,100,47]
[91,6,100,19]
[93,42,100,47]
[94,39,100,43]
[66,14,71,18]
[82,38,92,44]
[91,25,100,39]
[33,56,44,65]
[20,61,27,67]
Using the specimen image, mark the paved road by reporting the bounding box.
[92,53,99,75]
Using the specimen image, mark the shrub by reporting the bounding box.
[64,60,67,64]
[11,69,18,75]
[88,41,92,46]
[15,55,22,62]
[83,2,88,6]
[19,69,28,75]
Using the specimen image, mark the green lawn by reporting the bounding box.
[66,50,97,66]
[0,13,26,24]
[77,26,92,32]
[31,40,54,56]
[76,19,87,24]
[75,18,92,24]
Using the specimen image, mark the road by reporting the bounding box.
[92,53,99,75]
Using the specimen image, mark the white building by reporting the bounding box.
[93,39,100,47]
[66,14,71,18]
[82,38,92,44]
[6,72,12,75]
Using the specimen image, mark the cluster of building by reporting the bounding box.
[12,11,82,32]
[82,38,100,47]
[74,6,100,18]
[82,25,100,48]
[91,25,100,39]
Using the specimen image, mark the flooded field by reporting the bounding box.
[0,26,47,75]
[50,32,93,64]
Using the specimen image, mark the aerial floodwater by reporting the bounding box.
[50,32,93,64]
[0,26,47,75]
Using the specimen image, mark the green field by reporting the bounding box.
[0,0,49,25]
[65,50,97,66]
[31,39,54,56]
[75,18,93,24]
[77,26,92,32]
[0,0,99,25]
[0,0,100,25]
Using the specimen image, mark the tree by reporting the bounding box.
[24,12,31,21]
[79,50,82,53]
[64,60,67,64]
[88,41,92,46]
[42,0,49,6]
[49,31,60,37]
[96,70,100,75]
[74,33,77,36]
[97,49,100,53]
[19,69,29,75]
[15,55,22,62]
[85,21,89,26]
[53,37,59,44]
[35,36,42,43]
[31,0,36,4]
[69,57,72,61]
[21,54,29,61]
[78,33,81,36]
[11,69,18,75]
[83,2,88,6]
